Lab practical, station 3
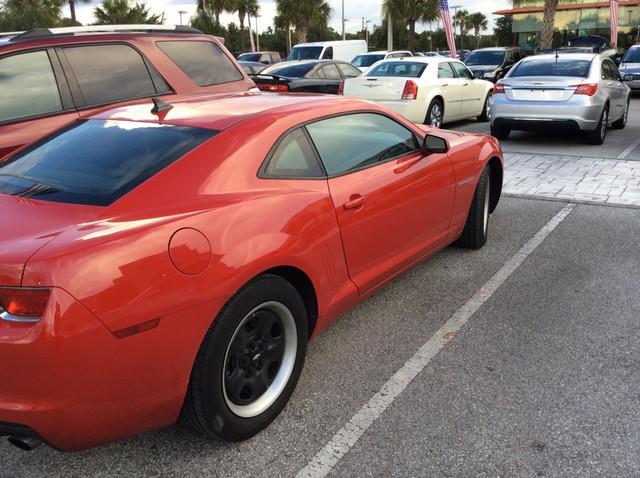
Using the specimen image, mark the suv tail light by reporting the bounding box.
[402,80,418,100]
[0,287,51,321]
[493,82,507,94]
[257,83,290,93]
[337,80,345,95]
[572,83,598,96]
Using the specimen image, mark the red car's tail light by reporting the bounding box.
[257,83,289,93]
[493,82,507,94]
[0,287,51,319]
[337,80,345,95]
[572,83,598,96]
[402,80,418,100]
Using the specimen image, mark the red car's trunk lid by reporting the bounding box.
[0,194,102,286]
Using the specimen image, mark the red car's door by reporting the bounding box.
[306,113,456,294]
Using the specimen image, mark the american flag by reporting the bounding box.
[439,0,457,58]
[610,0,619,47]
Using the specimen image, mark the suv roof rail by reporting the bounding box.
[9,24,202,42]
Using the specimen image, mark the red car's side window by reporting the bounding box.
[262,128,325,179]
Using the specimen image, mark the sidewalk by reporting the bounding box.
[503,152,640,208]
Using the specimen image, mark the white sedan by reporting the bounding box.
[340,56,494,127]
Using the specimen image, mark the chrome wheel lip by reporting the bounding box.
[601,110,608,140]
[222,301,297,418]
[485,93,492,119]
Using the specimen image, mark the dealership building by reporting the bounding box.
[495,0,640,51]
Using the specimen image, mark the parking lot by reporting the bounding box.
[2,192,639,475]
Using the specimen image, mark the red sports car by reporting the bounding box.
[0,93,503,451]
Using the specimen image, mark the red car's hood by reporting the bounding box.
[0,195,102,286]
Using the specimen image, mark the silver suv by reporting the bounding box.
[490,52,632,145]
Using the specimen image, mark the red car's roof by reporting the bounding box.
[90,93,356,131]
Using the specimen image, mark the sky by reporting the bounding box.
[70,0,512,34]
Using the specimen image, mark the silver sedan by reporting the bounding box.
[490,53,631,145]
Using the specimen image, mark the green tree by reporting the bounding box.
[494,15,512,47]
[453,9,470,51]
[468,12,488,49]
[276,0,332,44]
[208,0,233,25]
[541,0,559,49]
[94,0,164,25]
[382,0,438,52]
[0,0,64,30]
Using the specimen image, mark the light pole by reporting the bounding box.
[342,0,345,40]
[387,12,393,50]
[256,14,261,51]
[450,4,461,56]
[365,20,371,47]
[178,10,187,25]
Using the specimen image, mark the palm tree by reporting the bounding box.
[231,0,258,51]
[209,0,232,25]
[453,9,470,51]
[276,0,331,44]
[468,12,488,49]
[382,0,437,52]
[94,0,164,25]
[68,0,91,24]
[541,0,559,50]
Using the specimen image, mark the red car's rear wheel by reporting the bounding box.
[183,275,308,441]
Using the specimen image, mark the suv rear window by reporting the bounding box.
[0,120,215,206]
[157,41,243,86]
[511,59,592,78]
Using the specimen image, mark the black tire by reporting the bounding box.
[477,92,492,122]
[612,98,629,129]
[490,123,510,140]
[455,166,491,250]
[587,105,608,145]
[182,274,308,441]
[425,98,444,128]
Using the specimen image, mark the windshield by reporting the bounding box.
[367,61,427,78]
[238,53,261,62]
[622,48,640,63]
[0,120,215,206]
[465,51,506,66]
[260,62,316,78]
[352,54,385,67]
[510,59,592,78]
[287,46,323,61]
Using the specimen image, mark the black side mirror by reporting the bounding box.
[623,73,634,82]
[423,134,449,154]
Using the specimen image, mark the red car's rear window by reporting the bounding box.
[0,119,216,206]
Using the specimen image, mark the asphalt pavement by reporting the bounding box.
[3,196,639,477]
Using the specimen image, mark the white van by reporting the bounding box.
[287,40,367,62]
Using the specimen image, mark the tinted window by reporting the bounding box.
[367,61,427,78]
[622,47,640,63]
[0,51,62,123]
[63,45,157,106]
[322,47,333,60]
[157,41,243,86]
[261,62,316,78]
[451,62,473,79]
[306,113,418,176]
[264,128,324,178]
[321,63,341,79]
[238,53,261,62]
[287,46,323,60]
[0,120,215,206]
[438,62,455,78]
[511,59,592,78]
[338,62,361,78]
[352,54,385,67]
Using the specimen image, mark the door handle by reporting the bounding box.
[441,83,448,87]
[343,194,364,210]
[463,82,469,86]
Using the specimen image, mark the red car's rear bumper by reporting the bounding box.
[0,287,220,451]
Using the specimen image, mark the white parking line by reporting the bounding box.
[618,137,640,159]
[296,204,576,478]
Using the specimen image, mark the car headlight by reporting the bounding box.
[483,71,497,79]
